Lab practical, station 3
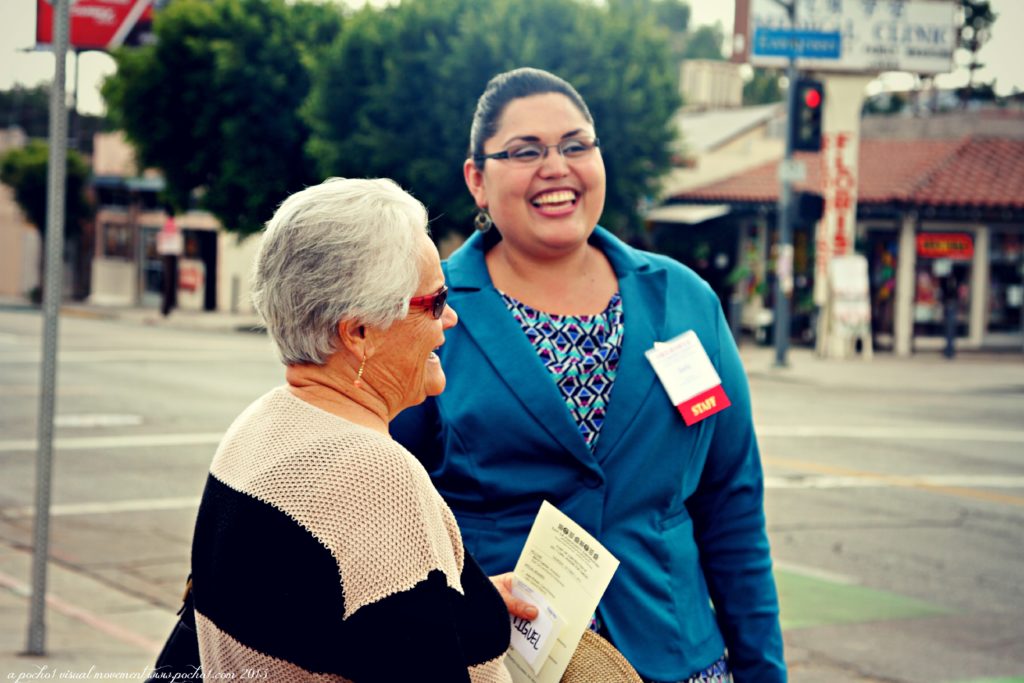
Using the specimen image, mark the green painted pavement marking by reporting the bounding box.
[775,568,949,631]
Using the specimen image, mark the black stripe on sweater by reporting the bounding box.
[192,474,509,681]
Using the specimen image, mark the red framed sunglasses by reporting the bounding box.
[408,285,449,319]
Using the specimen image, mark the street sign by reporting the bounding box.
[778,158,807,183]
[36,0,154,51]
[742,0,957,75]
[752,27,841,59]
[156,215,183,256]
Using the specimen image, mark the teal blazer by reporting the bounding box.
[392,227,786,682]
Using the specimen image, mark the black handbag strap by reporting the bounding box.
[146,574,201,682]
[178,575,196,628]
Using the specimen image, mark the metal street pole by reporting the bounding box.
[26,0,70,656]
[773,0,798,367]
[69,49,80,151]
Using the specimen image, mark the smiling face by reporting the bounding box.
[464,92,606,261]
[371,231,457,415]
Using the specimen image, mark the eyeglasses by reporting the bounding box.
[474,137,600,165]
[408,285,449,319]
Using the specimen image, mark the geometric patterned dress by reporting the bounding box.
[500,291,623,452]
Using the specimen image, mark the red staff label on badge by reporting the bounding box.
[645,331,732,426]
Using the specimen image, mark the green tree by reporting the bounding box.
[650,0,690,34]
[958,0,997,105]
[0,139,92,239]
[102,0,342,235]
[680,23,725,61]
[0,84,51,138]
[863,91,908,116]
[0,84,108,153]
[608,0,690,61]
[743,68,782,105]
[305,0,680,239]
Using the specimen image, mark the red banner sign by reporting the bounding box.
[36,0,154,51]
[916,233,974,260]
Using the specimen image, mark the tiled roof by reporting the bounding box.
[668,136,1024,210]
[911,138,1024,209]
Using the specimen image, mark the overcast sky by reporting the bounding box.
[1,0,1021,116]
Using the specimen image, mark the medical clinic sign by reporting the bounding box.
[36,0,154,51]
[739,0,957,74]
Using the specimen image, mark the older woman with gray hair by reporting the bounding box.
[184,177,520,682]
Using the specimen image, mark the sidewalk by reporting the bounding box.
[61,302,265,335]
[0,296,264,335]
[0,539,171,680]
[740,342,1024,395]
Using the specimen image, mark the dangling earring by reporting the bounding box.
[474,209,493,232]
[354,356,366,388]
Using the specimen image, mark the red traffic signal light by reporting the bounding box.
[804,88,822,109]
[791,78,824,152]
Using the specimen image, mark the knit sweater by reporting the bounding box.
[191,387,512,683]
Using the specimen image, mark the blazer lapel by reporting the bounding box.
[446,234,594,469]
[590,230,667,460]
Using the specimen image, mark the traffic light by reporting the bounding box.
[791,78,824,152]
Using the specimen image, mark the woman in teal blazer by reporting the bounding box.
[392,68,785,683]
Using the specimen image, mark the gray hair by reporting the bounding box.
[251,177,428,366]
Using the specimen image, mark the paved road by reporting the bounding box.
[0,307,1021,682]
[744,348,1024,683]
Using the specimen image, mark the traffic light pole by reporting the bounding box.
[773,0,799,367]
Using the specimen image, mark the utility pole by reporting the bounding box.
[69,49,80,151]
[27,0,70,656]
[773,0,799,367]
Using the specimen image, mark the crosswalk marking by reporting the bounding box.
[759,425,1024,443]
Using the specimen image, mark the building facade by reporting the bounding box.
[90,132,260,314]
[0,128,42,300]
[662,111,1024,354]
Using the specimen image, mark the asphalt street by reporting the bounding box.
[0,306,1021,682]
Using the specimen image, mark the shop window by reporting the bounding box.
[140,226,163,296]
[913,258,969,338]
[867,231,898,343]
[989,231,1023,333]
[101,221,133,260]
[183,231,202,259]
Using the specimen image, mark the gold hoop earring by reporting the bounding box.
[474,210,493,232]
[354,356,366,388]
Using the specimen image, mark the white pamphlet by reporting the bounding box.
[504,501,620,683]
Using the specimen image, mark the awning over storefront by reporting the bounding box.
[644,203,730,225]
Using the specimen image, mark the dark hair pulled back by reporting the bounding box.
[468,67,594,170]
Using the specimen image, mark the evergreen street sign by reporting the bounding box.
[753,27,842,59]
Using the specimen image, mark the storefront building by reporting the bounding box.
[664,135,1024,354]
[90,176,221,311]
[88,132,262,315]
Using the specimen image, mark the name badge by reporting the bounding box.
[645,331,731,425]
[509,577,563,674]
